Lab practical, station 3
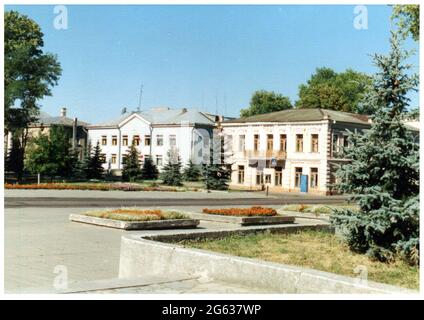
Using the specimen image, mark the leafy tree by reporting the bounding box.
[87,142,105,180]
[392,5,419,41]
[295,68,371,114]
[161,150,183,186]
[331,32,419,265]
[122,144,141,182]
[141,157,159,180]
[5,11,62,179]
[25,126,78,179]
[183,160,202,181]
[240,90,292,117]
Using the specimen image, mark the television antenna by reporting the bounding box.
[137,84,143,112]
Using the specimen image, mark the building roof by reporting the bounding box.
[223,108,371,125]
[32,111,90,127]
[89,107,221,128]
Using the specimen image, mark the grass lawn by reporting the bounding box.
[179,231,418,289]
[84,208,188,221]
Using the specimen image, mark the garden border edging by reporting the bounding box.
[119,233,417,294]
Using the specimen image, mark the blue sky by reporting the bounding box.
[6,5,419,123]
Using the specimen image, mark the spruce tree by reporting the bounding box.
[331,31,419,265]
[202,151,231,191]
[87,141,105,180]
[122,144,142,182]
[141,157,159,180]
[161,150,183,186]
[183,159,202,181]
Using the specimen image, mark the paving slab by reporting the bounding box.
[5,205,327,293]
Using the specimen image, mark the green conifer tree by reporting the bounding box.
[122,144,142,182]
[141,157,159,180]
[331,31,419,265]
[87,141,105,180]
[183,159,202,181]
[161,150,183,186]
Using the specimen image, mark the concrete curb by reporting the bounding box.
[69,214,199,230]
[184,212,295,226]
[119,232,417,294]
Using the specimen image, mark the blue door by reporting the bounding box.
[300,175,308,193]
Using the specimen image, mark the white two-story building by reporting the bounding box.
[87,107,225,174]
[222,108,372,195]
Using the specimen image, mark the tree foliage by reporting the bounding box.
[331,32,419,265]
[25,126,78,179]
[392,5,419,41]
[122,144,142,182]
[240,90,292,117]
[183,160,202,181]
[141,157,159,180]
[295,68,372,114]
[5,10,62,133]
[161,150,183,186]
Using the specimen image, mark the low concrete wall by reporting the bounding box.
[70,214,199,230]
[185,212,295,226]
[119,234,416,294]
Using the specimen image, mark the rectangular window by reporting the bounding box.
[122,135,128,146]
[133,135,140,146]
[169,135,176,147]
[100,153,106,163]
[256,172,264,185]
[296,134,303,152]
[111,154,117,164]
[112,136,117,146]
[265,174,272,184]
[254,134,260,151]
[156,135,163,146]
[310,168,318,188]
[267,134,273,151]
[275,171,282,186]
[343,136,349,148]
[332,134,339,155]
[101,136,107,146]
[238,165,245,184]
[145,135,151,146]
[311,134,319,153]
[239,135,245,152]
[295,167,302,188]
[279,134,287,152]
[156,155,163,166]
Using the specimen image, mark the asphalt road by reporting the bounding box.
[5,195,347,208]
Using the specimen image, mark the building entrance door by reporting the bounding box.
[300,174,308,193]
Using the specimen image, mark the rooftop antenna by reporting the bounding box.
[137,84,143,112]
[215,92,218,115]
[224,92,227,116]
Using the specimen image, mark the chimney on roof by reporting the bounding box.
[61,107,67,117]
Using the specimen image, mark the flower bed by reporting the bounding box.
[84,208,188,222]
[202,206,277,217]
[4,182,180,192]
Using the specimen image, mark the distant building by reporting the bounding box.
[221,108,373,195]
[87,107,227,174]
[4,107,89,160]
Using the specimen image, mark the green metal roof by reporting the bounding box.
[223,108,370,125]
